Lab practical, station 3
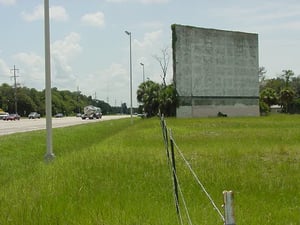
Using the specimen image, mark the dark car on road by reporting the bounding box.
[28,112,41,119]
[3,114,20,121]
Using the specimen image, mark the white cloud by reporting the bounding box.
[77,63,128,104]
[140,0,169,3]
[105,0,170,3]
[0,58,10,79]
[21,5,43,22]
[13,52,43,71]
[134,30,163,49]
[12,52,44,88]
[21,4,69,22]
[51,32,82,88]
[211,1,300,32]
[81,12,105,28]
[130,29,172,86]
[52,32,82,61]
[0,0,15,5]
[50,5,69,21]
[10,32,82,90]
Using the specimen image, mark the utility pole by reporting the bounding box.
[77,86,80,113]
[10,65,19,114]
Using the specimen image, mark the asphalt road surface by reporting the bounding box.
[0,115,130,136]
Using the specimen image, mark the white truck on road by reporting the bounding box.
[81,105,102,120]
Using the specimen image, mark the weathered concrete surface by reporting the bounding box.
[172,24,259,117]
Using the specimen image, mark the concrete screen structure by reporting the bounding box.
[172,24,259,117]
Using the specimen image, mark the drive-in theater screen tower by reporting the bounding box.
[172,24,259,117]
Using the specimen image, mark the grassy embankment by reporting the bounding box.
[0,115,299,225]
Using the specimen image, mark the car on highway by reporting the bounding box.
[3,114,20,121]
[28,112,41,119]
[0,112,9,120]
[55,113,64,118]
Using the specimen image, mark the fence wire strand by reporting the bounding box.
[162,116,193,225]
[170,136,225,221]
[161,115,225,224]
[166,147,184,225]
[169,155,194,225]
[170,133,225,222]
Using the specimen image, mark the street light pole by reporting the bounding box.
[125,31,133,124]
[140,62,145,83]
[44,0,55,161]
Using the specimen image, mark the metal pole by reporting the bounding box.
[223,190,236,225]
[125,31,133,124]
[140,62,145,83]
[170,130,179,215]
[44,0,55,161]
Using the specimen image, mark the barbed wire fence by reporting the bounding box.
[160,115,236,225]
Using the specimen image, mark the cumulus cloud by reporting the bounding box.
[79,63,128,104]
[52,32,82,61]
[134,30,163,49]
[13,52,43,71]
[132,29,172,84]
[106,0,170,3]
[21,4,69,22]
[10,32,82,90]
[81,12,105,28]
[51,32,82,88]
[0,0,15,5]
[0,58,10,79]
[12,52,44,88]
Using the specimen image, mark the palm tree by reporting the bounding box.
[282,69,295,88]
[260,88,278,108]
[137,80,177,117]
[137,80,160,117]
[280,88,295,113]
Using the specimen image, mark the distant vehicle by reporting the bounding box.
[3,114,20,121]
[0,112,9,120]
[81,105,102,120]
[28,112,41,119]
[55,113,64,118]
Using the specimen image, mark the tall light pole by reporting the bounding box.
[44,0,55,161]
[140,62,145,83]
[125,30,133,124]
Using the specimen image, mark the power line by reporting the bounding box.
[10,65,19,114]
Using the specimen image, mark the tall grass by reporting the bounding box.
[0,115,299,224]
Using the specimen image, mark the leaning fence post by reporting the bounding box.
[160,115,169,158]
[170,129,179,215]
[223,190,236,225]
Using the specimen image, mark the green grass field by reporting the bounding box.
[0,115,299,225]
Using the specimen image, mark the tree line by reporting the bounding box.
[0,83,125,116]
[0,80,177,118]
[259,68,300,114]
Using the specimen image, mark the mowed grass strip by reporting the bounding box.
[0,115,299,225]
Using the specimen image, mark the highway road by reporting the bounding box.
[0,115,130,136]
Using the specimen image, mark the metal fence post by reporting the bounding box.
[170,130,180,215]
[223,190,236,225]
[160,115,170,160]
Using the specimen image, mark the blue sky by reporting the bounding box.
[0,0,300,107]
